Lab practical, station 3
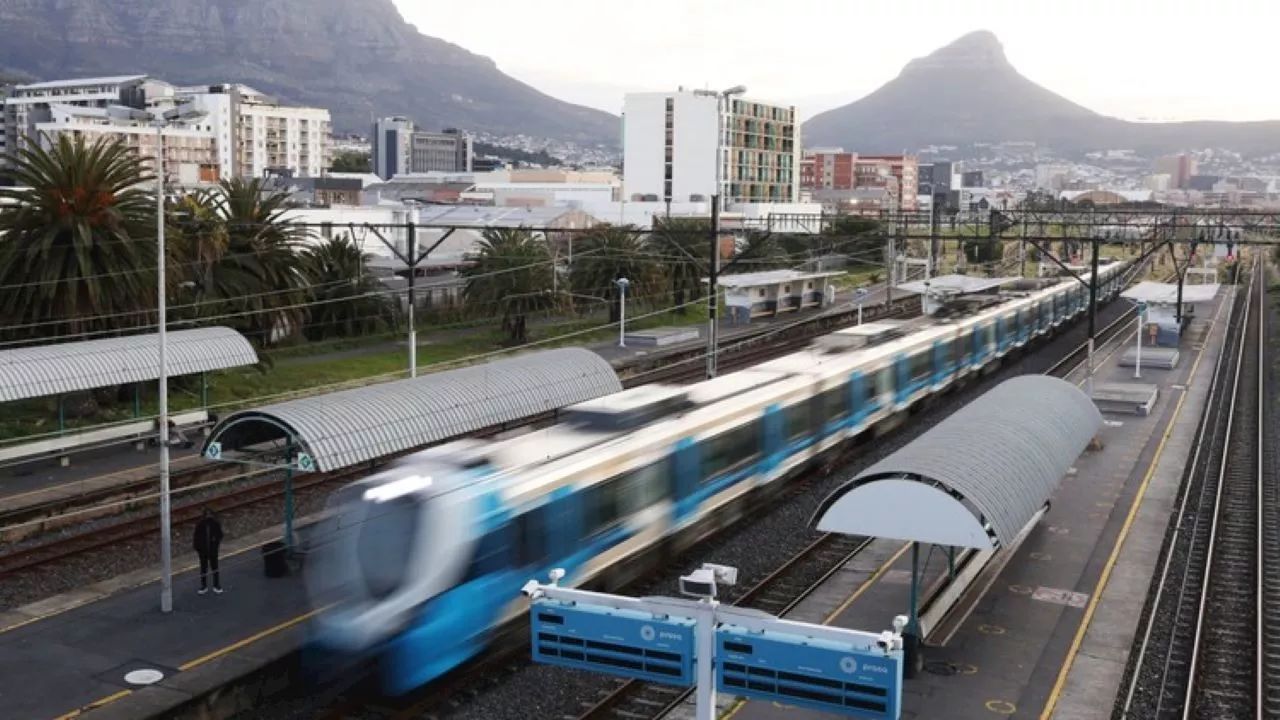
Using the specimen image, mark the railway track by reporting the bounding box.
[1115,258,1269,720]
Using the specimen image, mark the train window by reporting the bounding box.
[464,525,510,581]
[583,481,622,534]
[702,421,761,479]
[863,374,880,408]
[515,508,549,567]
[785,402,810,440]
[1003,314,1016,337]
[357,497,418,600]
[819,386,849,424]
[937,340,953,366]
[909,350,931,382]
[955,332,968,365]
[874,368,892,399]
[583,461,669,537]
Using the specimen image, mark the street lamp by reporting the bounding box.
[614,278,630,347]
[693,85,747,379]
[111,102,207,614]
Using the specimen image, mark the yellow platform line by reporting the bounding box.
[1038,284,1228,719]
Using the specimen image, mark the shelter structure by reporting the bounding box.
[710,270,844,324]
[1122,279,1221,346]
[201,347,623,546]
[0,327,258,463]
[811,375,1103,674]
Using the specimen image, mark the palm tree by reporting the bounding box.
[567,224,660,321]
[646,217,708,313]
[0,134,156,341]
[461,228,554,344]
[300,235,399,340]
[173,178,308,346]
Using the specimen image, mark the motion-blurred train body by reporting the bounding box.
[304,261,1128,694]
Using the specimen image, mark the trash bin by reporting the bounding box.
[262,540,289,578]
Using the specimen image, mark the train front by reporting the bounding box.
[301,463,478,695]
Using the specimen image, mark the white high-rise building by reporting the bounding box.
[622,89,799,208]
[177,84,331,181]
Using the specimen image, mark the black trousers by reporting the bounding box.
[198,550,221,589]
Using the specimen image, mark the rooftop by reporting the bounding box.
[15,75,148,92]
[712,269,845,288]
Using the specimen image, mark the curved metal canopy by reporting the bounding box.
[812,375,1103,549]
[0,326,258,403]
[202,347,623,473]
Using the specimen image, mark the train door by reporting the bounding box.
[761,405,786,473]
[672,438,700,522]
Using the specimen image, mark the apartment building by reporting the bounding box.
[178,84,331,181]
[1,75,218,184]
[1154,154,1197,190]
[858,155,918,211]
[622,89,799,209]
[799,149,918,210]
[373,118,475,179]
[800,149,857,190]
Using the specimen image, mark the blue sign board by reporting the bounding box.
[530,599,697,687]
[715,624,902,719]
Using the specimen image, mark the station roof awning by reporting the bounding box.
[0,327,258,403]
[1122,281,1220,305]
[811,376,1103,549]
[896,274,1021,297]
[709,270,845,288]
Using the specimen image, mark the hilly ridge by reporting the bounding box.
[0,0,620,145]
[803,31,1280,157]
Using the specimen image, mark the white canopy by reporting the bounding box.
[1122,281,1220,305]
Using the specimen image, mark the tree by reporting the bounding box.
[171,178,309,346]
[300,235,399,340]
[646,217,708,313]
[732,231,792,272]
[461,228,555,344]
[822,216,884,267]
[330,151,371,174]
[567,224,659,321]
[0,134,157,341]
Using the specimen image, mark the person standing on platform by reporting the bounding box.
[193,508,224,595]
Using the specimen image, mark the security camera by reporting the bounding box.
[549,568,566,585]
[702,563,739,587]
[893,615,908,634]
[876,631,896,651]
[680,568,718,599]
[521,580,542,599]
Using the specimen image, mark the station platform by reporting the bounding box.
[0,516,314,720]
[710,285,1232,720]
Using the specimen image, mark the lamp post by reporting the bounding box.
[1133,301,1146,379]
[614,278,630,347]
[114,103,206,613]
[694,85,746,380]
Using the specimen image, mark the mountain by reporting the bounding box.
[0,0,620,146]
[803,31,1280,157]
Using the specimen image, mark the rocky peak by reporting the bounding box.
[901,29,1010,75]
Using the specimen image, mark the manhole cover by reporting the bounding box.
[124,669,165,685]
[924,661,957,676]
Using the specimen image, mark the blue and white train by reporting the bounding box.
[303,261,1129,694]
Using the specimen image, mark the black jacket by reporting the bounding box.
[193,516,224,555]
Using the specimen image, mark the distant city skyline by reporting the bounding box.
[393,0,1280,123]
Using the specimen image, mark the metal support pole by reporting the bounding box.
[199,372,208,409]
[695,598,718,720]
[156,121,173,614]
[885,232,895,307]
[58,395,65,434]
[618,281,628,348]
[908,542,920,634]
[1086,236,1100,398]
[707,195,721,379]
[133,384,141,418]
[406,221,418,378]
[1134,304,1143,379]
[947,546,956,580]
[857,300,864,325]
[284,448,295,552]
[1020,216,1029,278]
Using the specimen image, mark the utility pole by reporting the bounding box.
[1086,234,1100,398]
[406,221,418,378]
[707,195,720,379]
[155,120,173,615]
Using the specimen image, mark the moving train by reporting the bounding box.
[303,260,1129,694]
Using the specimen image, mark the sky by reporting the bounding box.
[392,0,1279,123]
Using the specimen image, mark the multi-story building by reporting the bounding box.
[1154,154,1197,190]
[622,89,799,209]
[2,75,219,184]
[179,84,331,181]
[373,119,475,179]
[800,149,857,190]
[373,116,414,180]
[858,155,918,211]
[410,128,473,174]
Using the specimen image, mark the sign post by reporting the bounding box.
[855,288,868,325]
[524,565,906,720]
[1134,301,1146,379]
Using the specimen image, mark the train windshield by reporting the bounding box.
[355,496,418,600]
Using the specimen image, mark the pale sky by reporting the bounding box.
[392,0,1278,123]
